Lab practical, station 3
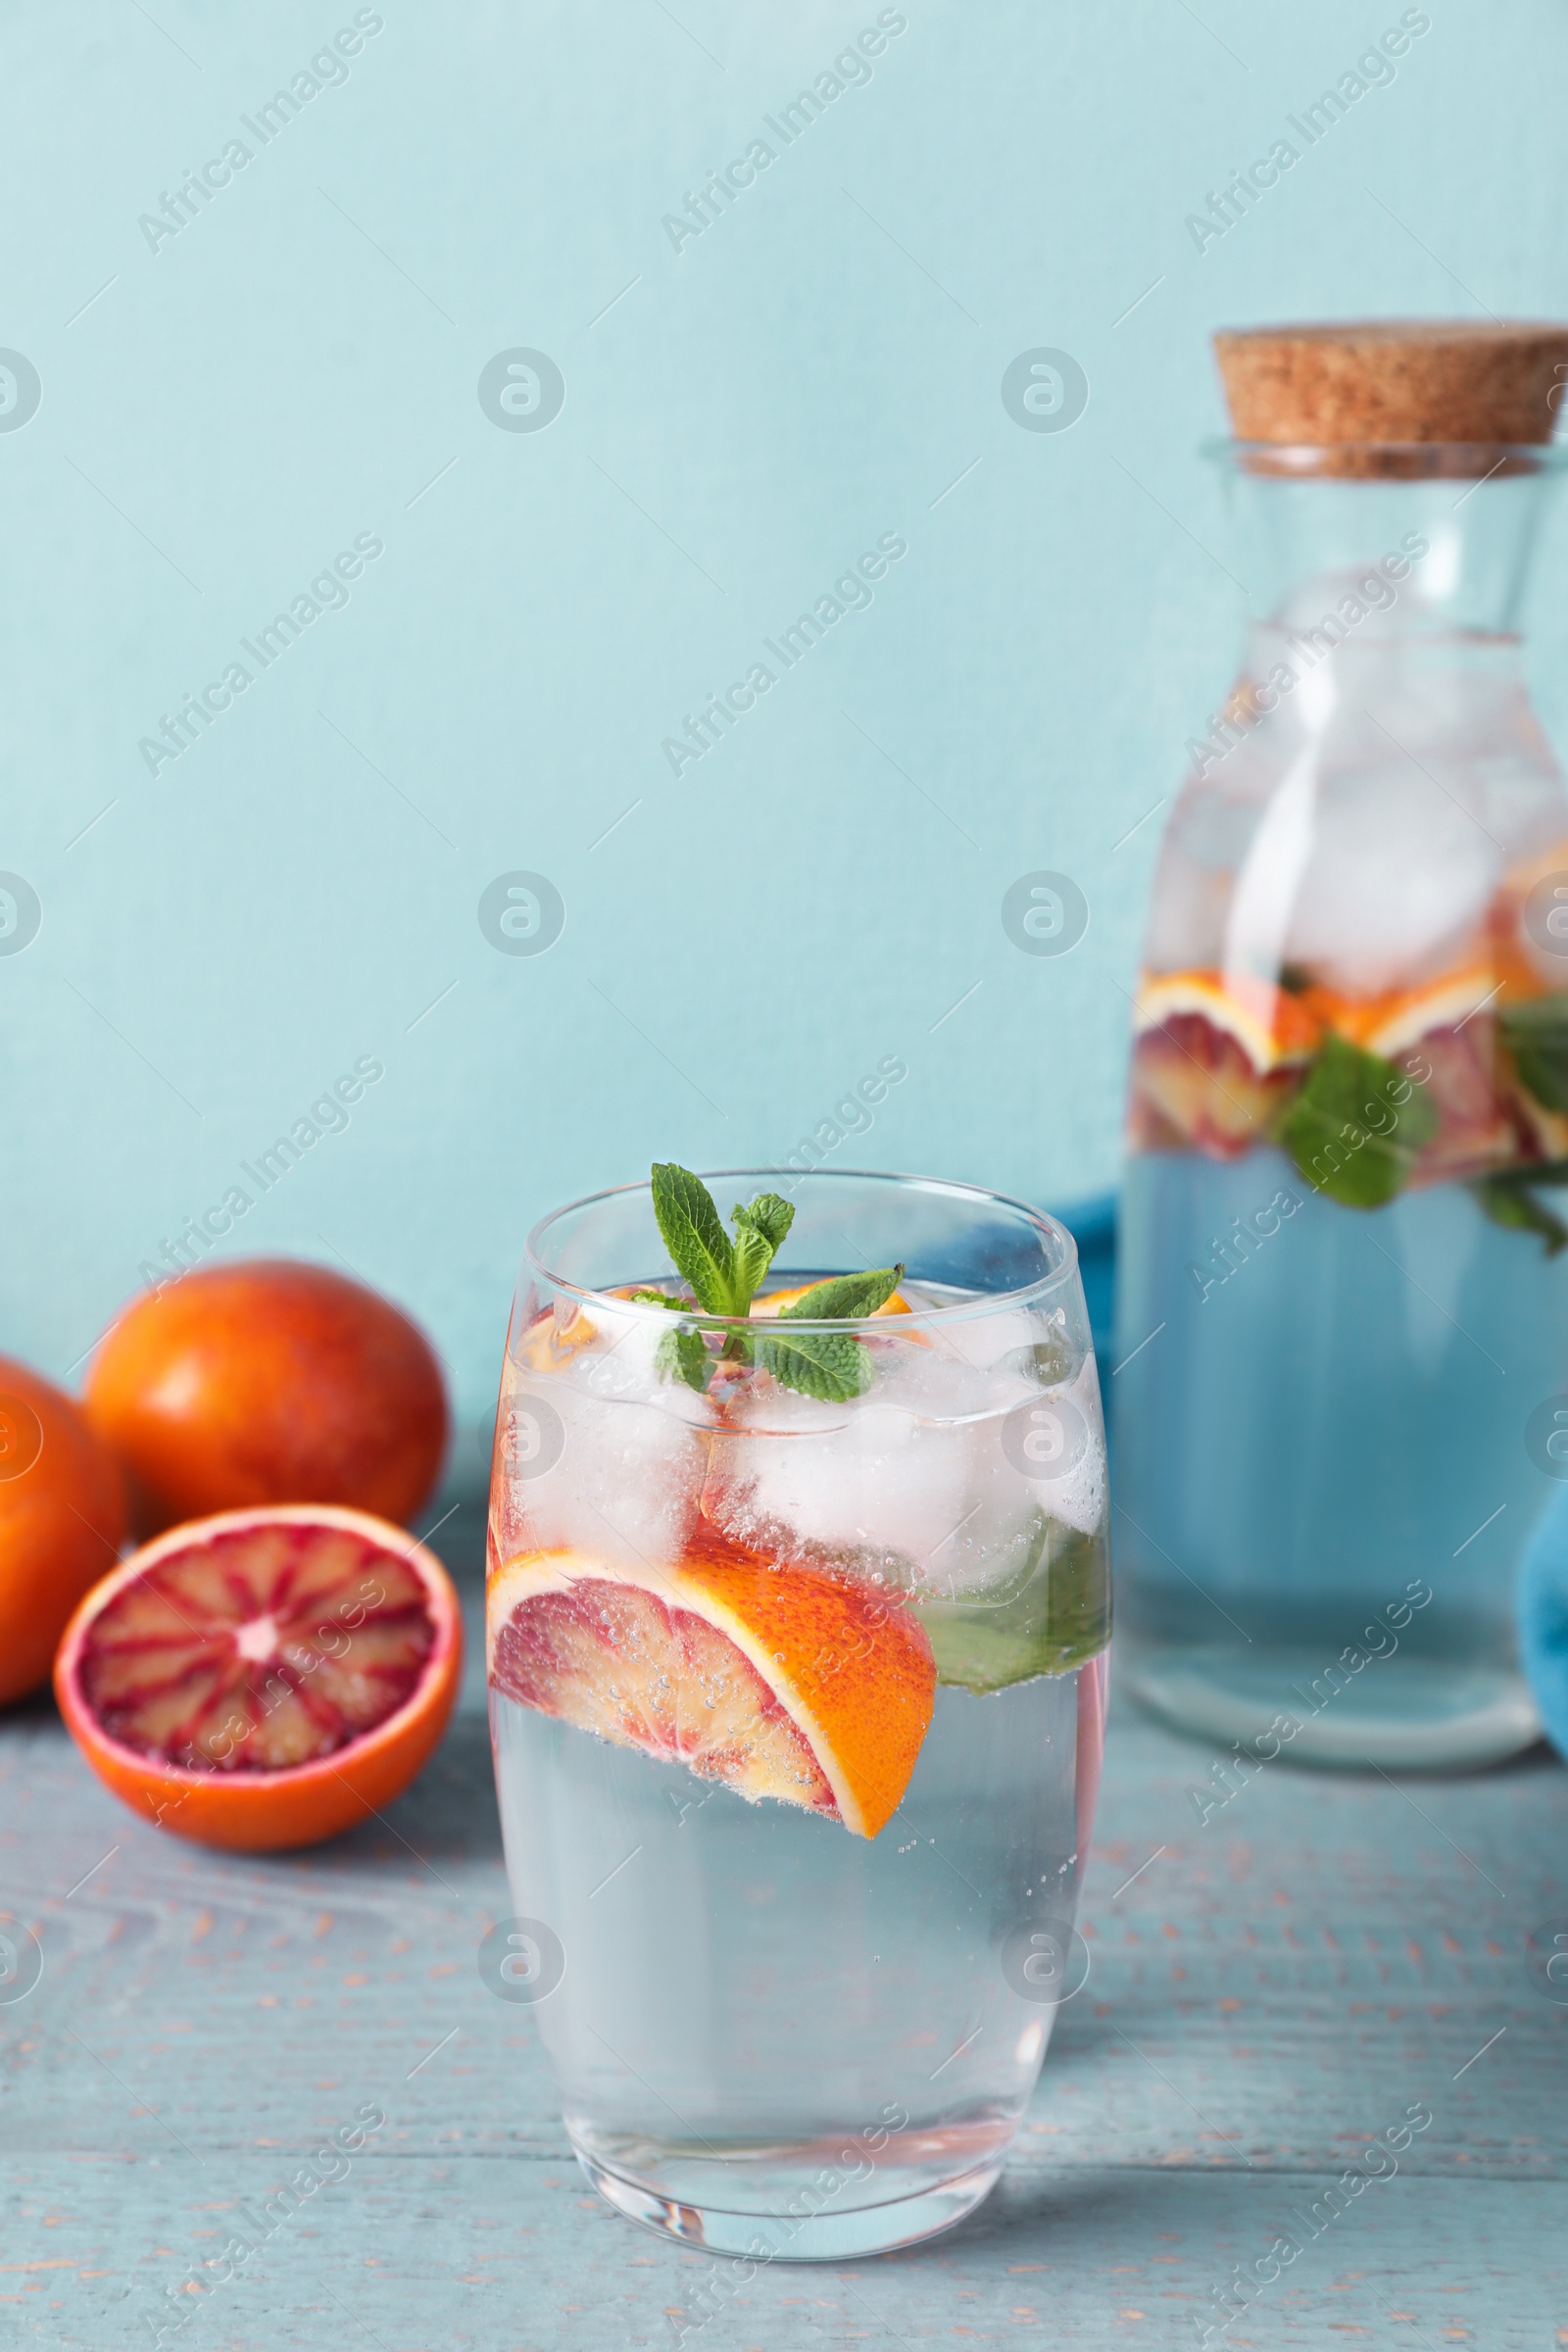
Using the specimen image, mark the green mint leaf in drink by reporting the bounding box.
[1470,1170,1568,1254]
[756,1328,874,1403]
[650,1163,737,1314]
[730,1226,774,1310]
[732,1192,795,1252]
[648,1165,902,1396]
[730,1191,795,1312]
[1277,1036,1437,1208]
[630,1287,692,1309]
[1500,997,1568,1113]
[777,1264,906,1322]
[656,1321,713,1393]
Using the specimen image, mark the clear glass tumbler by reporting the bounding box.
[486,1170,1110,2258]
[1116,436,1568,1769]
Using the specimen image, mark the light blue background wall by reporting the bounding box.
[4,0,1568,1482]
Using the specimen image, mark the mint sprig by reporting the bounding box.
[1277,1035,1437,1208]
[647,1163,903,1400]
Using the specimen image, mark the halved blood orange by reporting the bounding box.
[54,1505,462,1851]
[488,1529,935,1839]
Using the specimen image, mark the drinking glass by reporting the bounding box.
[486,1170,1110,2257]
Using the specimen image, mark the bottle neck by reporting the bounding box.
[1221,462,1560,641]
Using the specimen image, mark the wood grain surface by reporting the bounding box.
[3,1502,1565,2348]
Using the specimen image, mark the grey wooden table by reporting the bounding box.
[4,1498,1566,2350]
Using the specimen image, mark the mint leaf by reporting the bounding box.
[1278,1036,1438,1208]
[1501,997,1568,1113]
[733,1192,794,1251]
[649,1166,897,1400]
[757,1328,874,1403]
[779,1264,905,1321]
[629,1287,691,1310]
[730,1224,775,1311]
[656,1322,712,1393]
[650,1164,735,1314]
[729,1191,795,1314]
[1471,1168,1568,1254]
[760,1259,904,1398]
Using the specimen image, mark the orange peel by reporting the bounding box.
[488,1533,934,1838]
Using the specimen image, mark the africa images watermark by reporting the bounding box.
[1186,1054,1434,1301]
[0,872,42,956]
[137,532,385,776]
[137,11,386,253]
[1192,2101,1435,2345]
[668,2103,910,2344]
[1184,532,1430,779]
[1188,1580,1435,1826]
[0,350,41,432]
[145,2101,387,2346]
[1184,9,1432,253]
[661,10,908,255]
[134,1054,384,1293]
[768,1054,909,1187]
[1187,1184,1302,1302]
[661,530,907,777]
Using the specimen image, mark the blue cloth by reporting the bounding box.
[1519,1482,1568,1761]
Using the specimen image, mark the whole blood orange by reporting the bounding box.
[84,1259,449,1535]
[0,1357,126,1706]
[55,1504,462,1850]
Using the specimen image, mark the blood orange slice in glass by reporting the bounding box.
[488,1529,935,1839]
[54,1504,462,1851]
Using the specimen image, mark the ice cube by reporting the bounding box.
[1028,1354,1107,1543]
[703,1343,1102,1598]
[928,1298,1079,1385]
[1269,754,1501,996]
[496,1299,712,1574]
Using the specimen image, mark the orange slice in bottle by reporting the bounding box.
[487,1531,935,1838]
[1130,968,1320,1156]
[1134,969,1322,1072]
[1306,960,1500,1059]
[54,1505,462,1851]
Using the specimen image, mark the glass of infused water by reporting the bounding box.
[486,1166,1109,2258]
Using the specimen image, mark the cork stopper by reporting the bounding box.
[1213,320,1568,476]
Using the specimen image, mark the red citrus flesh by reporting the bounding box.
[493,1576,838,1817]
[1128,1012,1301,1157]
[488,1523,937,1838]
[55,1505,462,1850]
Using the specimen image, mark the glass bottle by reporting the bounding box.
[1115,326,1568,1768]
